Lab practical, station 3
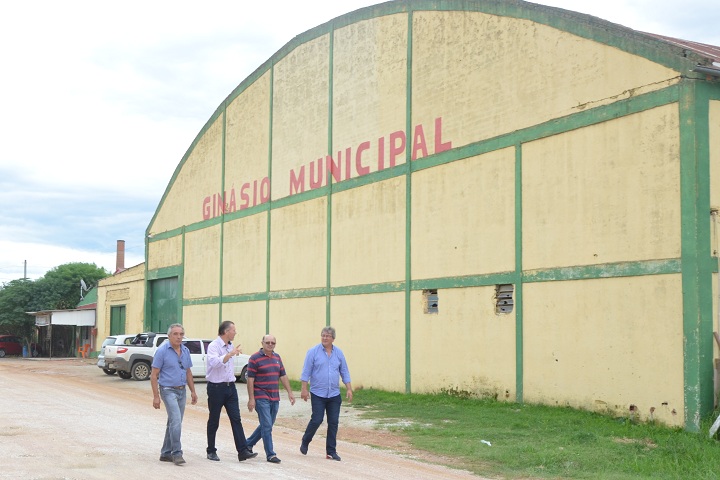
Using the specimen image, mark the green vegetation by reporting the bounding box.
[0,262,109,344]
[348,388,720,480]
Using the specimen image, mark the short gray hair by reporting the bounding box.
[321,326,336,339]
[167,323,184,335]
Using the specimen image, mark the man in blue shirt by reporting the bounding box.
[299,326,353,461]
[150,323,198,466]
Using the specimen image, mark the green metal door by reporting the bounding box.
[149,277,178,334]
[110,305,126,335]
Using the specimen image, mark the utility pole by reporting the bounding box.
[24,260,27,280]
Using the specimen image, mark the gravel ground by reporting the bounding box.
[0,358,485,479]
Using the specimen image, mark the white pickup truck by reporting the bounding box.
[105,333,249,382]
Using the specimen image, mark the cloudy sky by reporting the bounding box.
[0,0,718,284]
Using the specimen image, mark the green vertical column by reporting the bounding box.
[219,108,227,325]
[326,26,335,327]
[266,67,275,335]
[404,9,414,394]
[515,143,524,403]
[679,80,713,432]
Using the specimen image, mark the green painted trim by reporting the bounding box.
[143,239,150,331]
[193,258,687,306]
[147,265,183,281]
[679,80,714,431]
[219,108,226,324]
[413,272,515,290]
[222,201,270,223]
[327,26,335,328]
[332,282,405,296]
[524,259,682,283]
[404,8,414,394]
[514,143,524,403]
[272,184,330,209]
[269,287,328,300]
[148,227,183,242]
[184,296,222,307]
[225,292,269,304]
[179,230,185,325]
[266,65,274,336]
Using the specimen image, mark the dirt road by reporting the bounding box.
[0,358,483,479]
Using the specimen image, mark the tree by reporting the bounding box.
[0,279,38,342]
[33,263,109,310]
[0,263,110,345]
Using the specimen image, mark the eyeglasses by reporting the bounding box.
[263,341,276,345]
[178,361,185,370]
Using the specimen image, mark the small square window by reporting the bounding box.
[495,284,514,314]
[423,289,438,314]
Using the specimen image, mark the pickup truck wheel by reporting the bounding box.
[118,370,132,379]
[236,366,248,384]
[132,361,151,381]
[0,349,6,358]
[102,368,117,375]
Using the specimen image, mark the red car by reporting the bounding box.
[0,335,23,357]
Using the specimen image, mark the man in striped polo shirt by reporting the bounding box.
[246,334,296,463]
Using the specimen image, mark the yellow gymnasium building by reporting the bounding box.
[139,1,720,430]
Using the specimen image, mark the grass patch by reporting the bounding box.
[350,388,720,479]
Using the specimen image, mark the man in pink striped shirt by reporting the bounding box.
[246,334,296,463]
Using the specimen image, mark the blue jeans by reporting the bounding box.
[302,393,342,454]
[246,398,280,459]
[206,382,249,454]
[159,386,186,457]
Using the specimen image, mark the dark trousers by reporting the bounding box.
[206,382,249,454]
[302,393,342,454]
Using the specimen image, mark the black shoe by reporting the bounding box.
[207,452,220,461]
[267,456,281,463]
[159,455,173,462]
[326,452,341,461]
[300,443,308,455]
[238,449,258,461]
[173,455,186,465]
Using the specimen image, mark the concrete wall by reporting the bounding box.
[96,263,146,339]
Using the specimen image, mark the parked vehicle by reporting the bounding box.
[97,334,137,375]
[104,332,168,381]
[0,335,23,358]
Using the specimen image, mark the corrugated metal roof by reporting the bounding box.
[642,32,720,64]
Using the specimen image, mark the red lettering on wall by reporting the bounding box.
[389,130,405,166]
[290,166,305,195]
[355,141,370,176]
[203,196,211,220]
[411,124,428,160]
[378,136,386,171]
[435,116,452,153]
[310,157,324,189]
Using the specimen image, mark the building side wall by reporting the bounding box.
[148,236,182,270]
[411,286,516,398]
[269,197,327,291]
[222,214,268,295]
[411,11,679,151]
[271,35,330,201]
[522,105,681,270]
[412,147,516,279]
[332,14,408,173]
[222,301,267,356]
[331,178,406,286]
[710,100,720,212]
[96,264,146,339]
[181,304,220,339]
[331,292,406,391]
[225,71,272,207]
[523,274,684,426]
[184,224,221,299]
